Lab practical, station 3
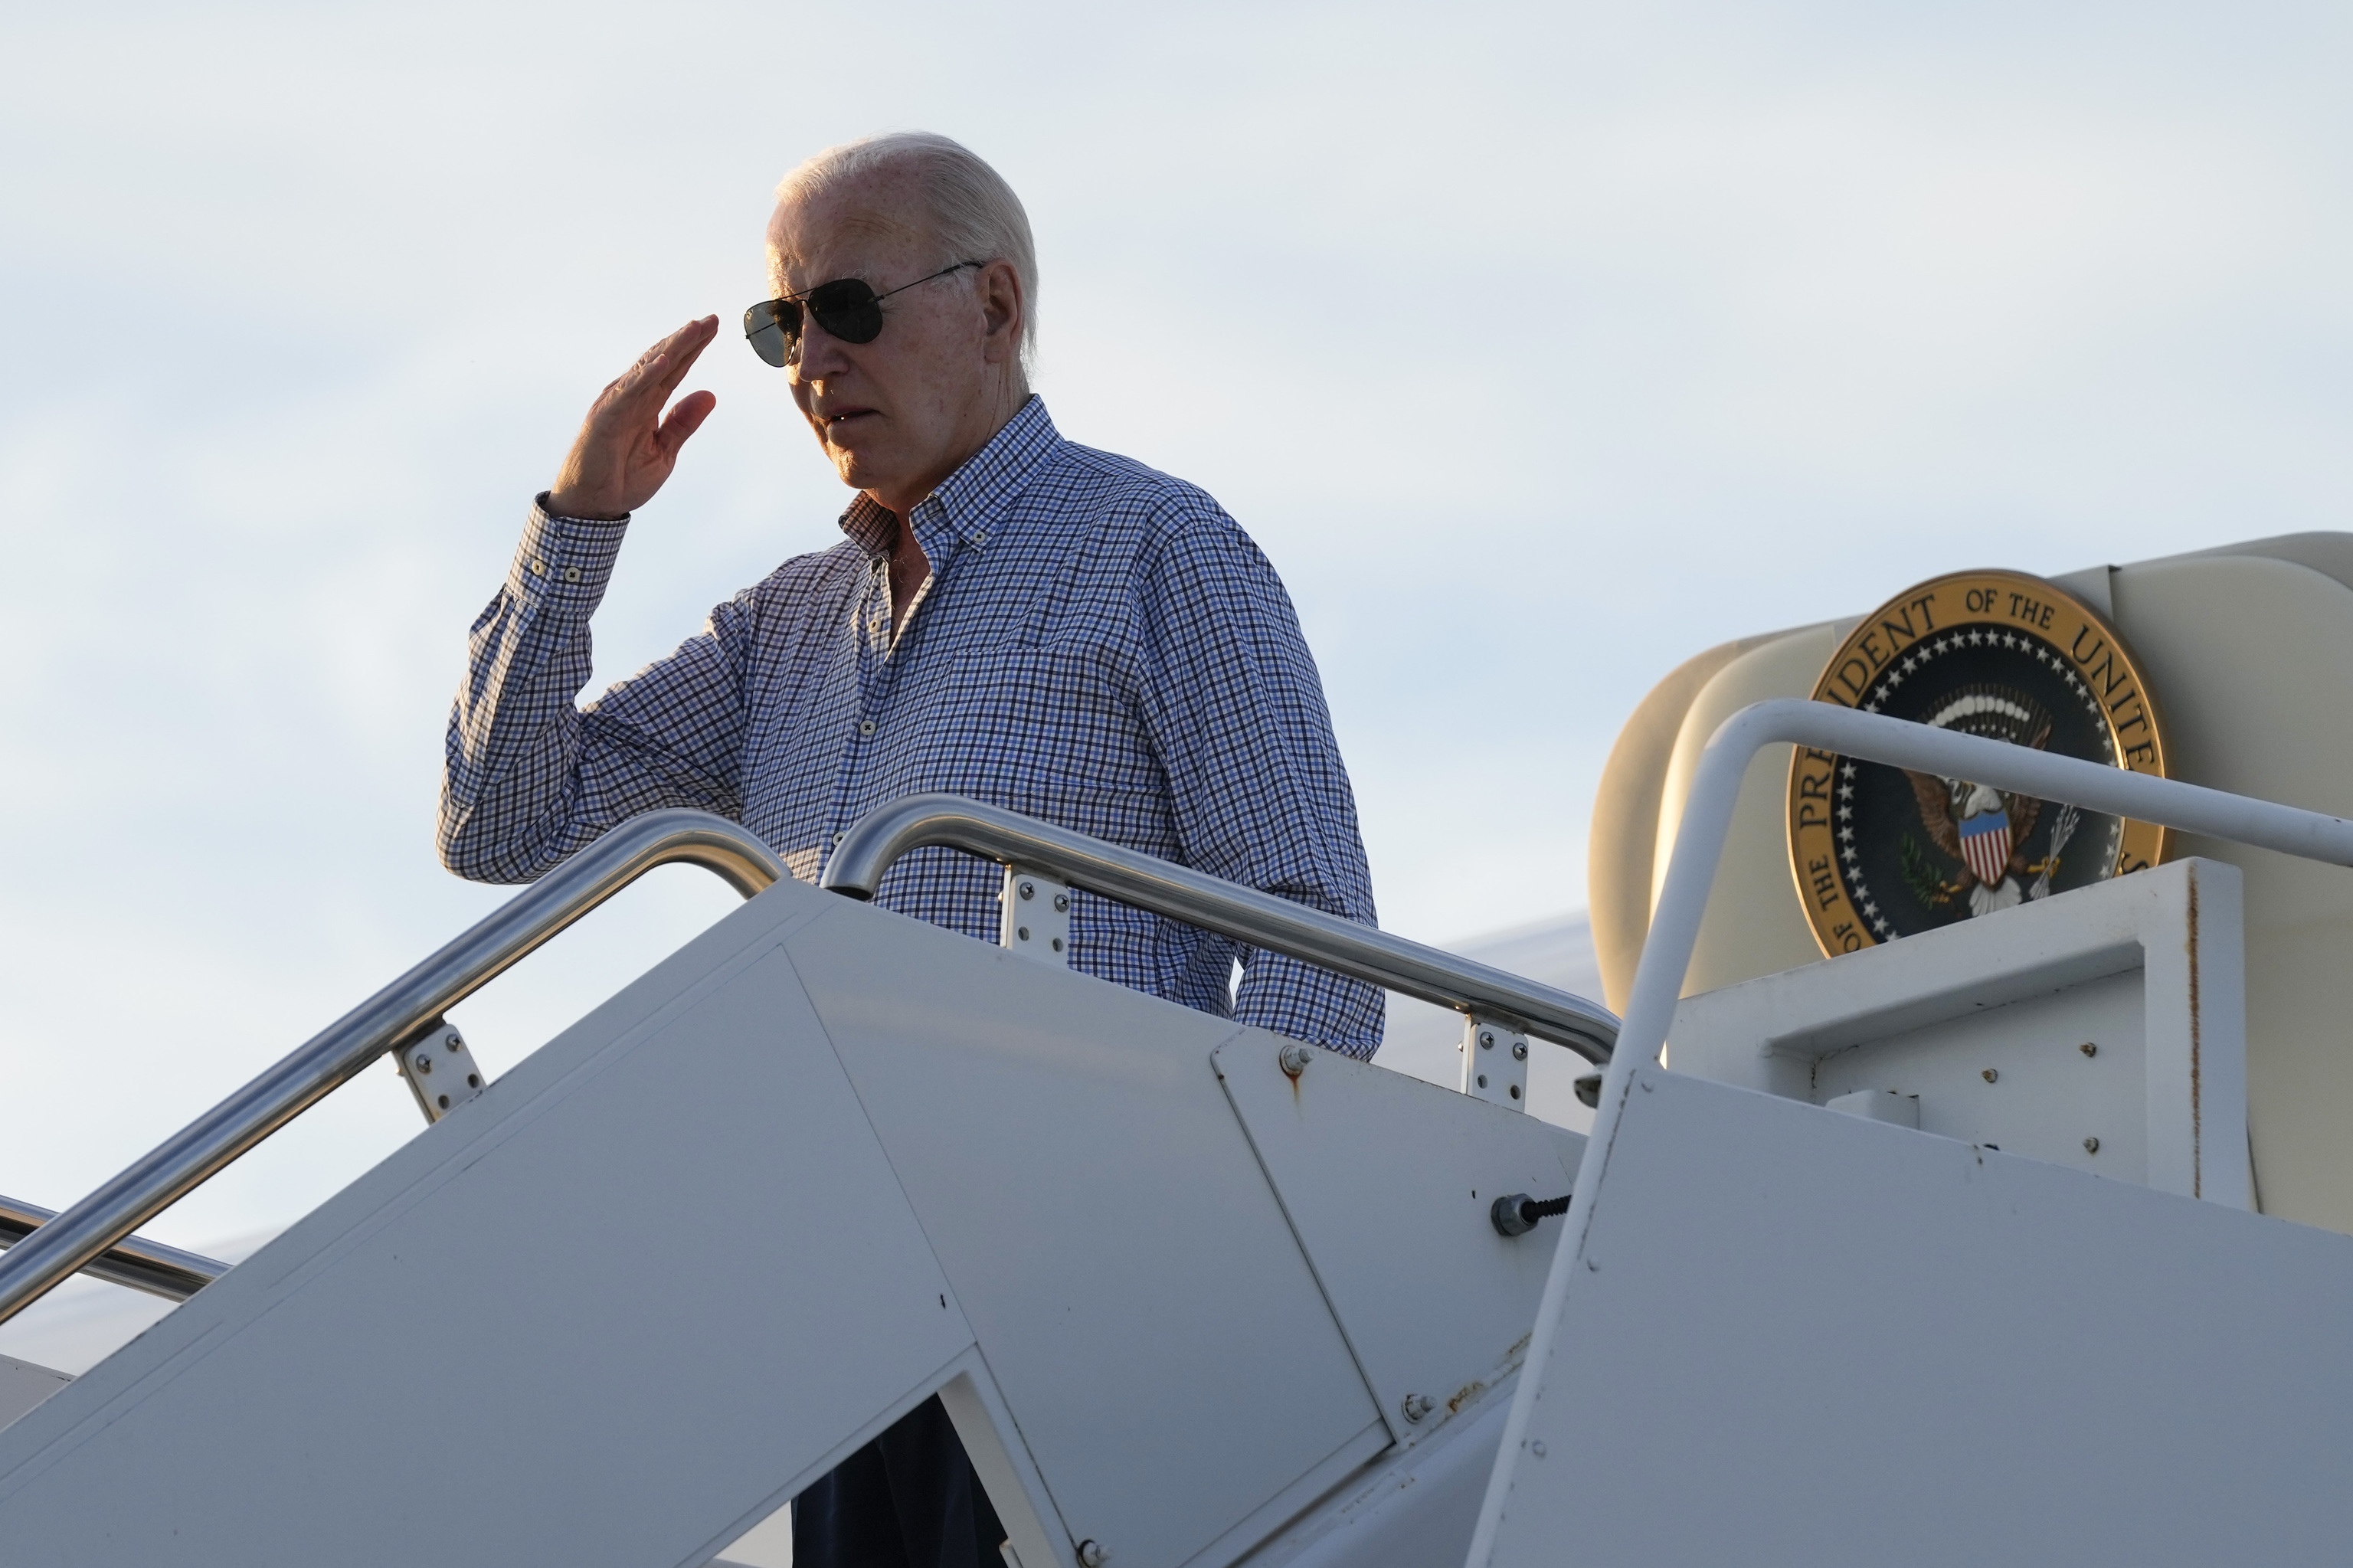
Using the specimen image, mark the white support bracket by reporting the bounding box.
[999,866,1072,967]
[1460,1016,1529,1111]
[395,1020,487,1124]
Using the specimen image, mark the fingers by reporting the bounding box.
[601,316,716,417]
[617,316,715,398]
[556,317,718,516]
[643,315,719,405]
[656,389,718,457]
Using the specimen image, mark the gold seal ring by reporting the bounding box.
[1786,569,2168,956]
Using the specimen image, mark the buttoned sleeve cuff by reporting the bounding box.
[506,493,632,611]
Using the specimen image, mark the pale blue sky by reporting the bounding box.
[3,1,2348,1246]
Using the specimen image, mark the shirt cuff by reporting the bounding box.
[506,493,631,611]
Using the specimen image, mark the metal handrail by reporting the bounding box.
[1516,699,2353,1455]
[0,810,787,1329]
[0,1194,226,1302]
[1604,699,2353,1096]
[820,793,1621,1062]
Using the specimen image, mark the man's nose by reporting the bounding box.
[791,316,856,383]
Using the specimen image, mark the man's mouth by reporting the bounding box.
[822,407,877,430]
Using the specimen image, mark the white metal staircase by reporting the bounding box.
[0,863,1584,1568]
[14,703,2353,1565]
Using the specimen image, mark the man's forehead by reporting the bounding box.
[768,175,931,284]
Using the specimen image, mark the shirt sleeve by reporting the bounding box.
[1131,509,1386,1058]
[437,496,751,883]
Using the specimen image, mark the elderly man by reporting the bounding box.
[440,132,1381,1567]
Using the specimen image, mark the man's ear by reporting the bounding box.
[978,260,1023,365]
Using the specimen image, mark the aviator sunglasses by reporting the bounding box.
[743,260,984,367]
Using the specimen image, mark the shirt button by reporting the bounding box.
[564,567,582,584]
[530,558,545,575]
[859,719,877,736]
[833,830,846,845]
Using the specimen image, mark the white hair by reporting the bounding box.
[776,131,1038,370]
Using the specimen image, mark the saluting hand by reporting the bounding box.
[547,316,719,519]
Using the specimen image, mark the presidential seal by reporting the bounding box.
[1785,569,2168,956]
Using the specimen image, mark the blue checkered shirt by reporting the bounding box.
[440,398,1383,1056]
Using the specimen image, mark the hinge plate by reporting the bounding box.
[999,866,1072,966]
[1460,1015,1529,1111]
[396,1020,487,1123]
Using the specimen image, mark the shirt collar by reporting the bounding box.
[836,396,1061,566]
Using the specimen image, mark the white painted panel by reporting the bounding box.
[1252,1386,1510,1568]
[1475,1067,2353,1567]
[1215,1034,1581,1445]
[712,1504,793,1568]
[0,882,975,1568]
[1668,859,2247,1206]
[0,1354,69,1431]
[784,908,1382,1568]
[1812,970,2146,1178]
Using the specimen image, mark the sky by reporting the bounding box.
[2,1,2348,1257]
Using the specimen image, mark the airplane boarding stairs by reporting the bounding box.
[10,704,2353,1564]
[0,797,1615,1568]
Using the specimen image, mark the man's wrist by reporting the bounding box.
[510,495,631,607]
[543,486,630,523]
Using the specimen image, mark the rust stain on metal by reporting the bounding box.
[1447,1379,1488,1416]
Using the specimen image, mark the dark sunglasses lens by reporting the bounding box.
[743,300,800,368]
[806,279,885,345]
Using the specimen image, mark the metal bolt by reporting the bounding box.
[446,1036,463,1052]
[1017,926,1031,941]
[1530,1439,1547,1458]
[2084,1136,2100,1154]
[2080,1042,2098,1057]
[412,1053,433,1074]
[1491,1193,1537,1236]
[1054,892,1069,912]
[1512,1041,1528,1060]
[1479,1030,1495,1050]
[1019,880,1036,901]
[1982,1069,1999,1083]
[1401,1393,1435,1423]
[437,1094,451,1110]
[1279,1042,1315,1077]
[1078,1542,1108,1568]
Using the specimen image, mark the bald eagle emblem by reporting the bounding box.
[1899,686,2080,918]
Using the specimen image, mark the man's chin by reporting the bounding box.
[827,444,902,497]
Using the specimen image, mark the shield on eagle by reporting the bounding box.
[1899,686,2050,914]
[1956,807,2014,886]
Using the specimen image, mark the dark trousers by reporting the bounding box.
[793,1396,1006,1568]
